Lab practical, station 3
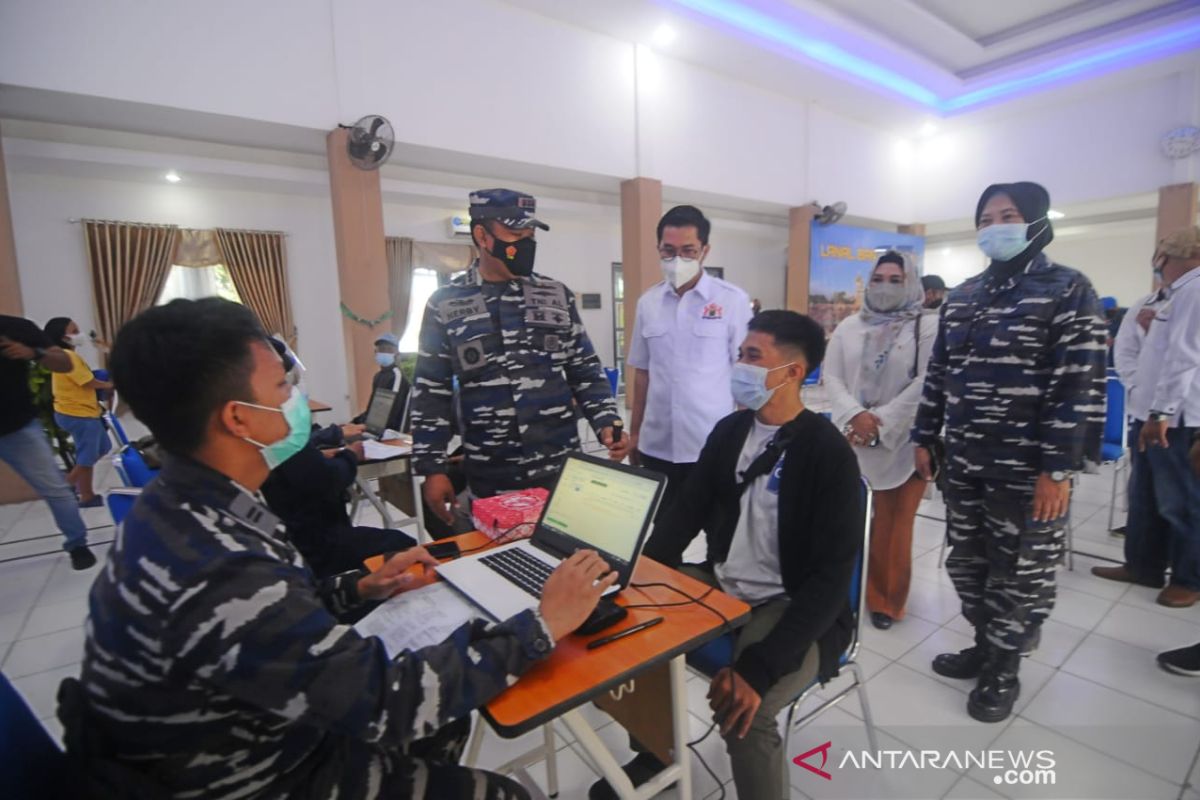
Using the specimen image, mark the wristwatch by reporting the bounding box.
[1049,470,1073,483]
[1148,411,1171,422]
[31,347,46,362]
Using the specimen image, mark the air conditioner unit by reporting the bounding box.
[448,213,473,239]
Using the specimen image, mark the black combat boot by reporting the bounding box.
[967,648,1021,723]
[932,627,989,680]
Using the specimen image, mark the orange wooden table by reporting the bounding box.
[368,531,749,799]
[307,398,333,413]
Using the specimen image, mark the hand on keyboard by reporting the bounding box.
[539,550,617,642]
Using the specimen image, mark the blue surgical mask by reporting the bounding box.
[730,361,795,411]
[237,385,312,469]
[375,352,396,368]
[976,218,1046,262]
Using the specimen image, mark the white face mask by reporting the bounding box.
[976,218,1046,262]
[66,333,88,347]
[661,256,701,290]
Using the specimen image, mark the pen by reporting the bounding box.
[586,617,664,650]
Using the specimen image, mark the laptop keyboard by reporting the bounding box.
[479,548,555,598]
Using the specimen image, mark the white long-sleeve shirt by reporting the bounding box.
[1112,291,1162,391]
[1129,266,1200,426]
[824,311,937,490]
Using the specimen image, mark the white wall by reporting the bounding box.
[923,219,1158,306]
[6,171,352,419]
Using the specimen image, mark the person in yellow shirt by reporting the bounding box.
[44,317,113,507]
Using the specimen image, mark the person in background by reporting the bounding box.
[1155,429,1200,676]
[0,315,95,569]
[412,188,629,525]
[921,274,947,309]
[591,311,861,800]
[43,317,113,508]
[1099,296,1124,366]
[351,331,410,432]
[751,297,762,317]
[1094,227,1200,608]
[913,181,1106,724]
[824,251,936,630]
[626,204,752,518]
[69,297,615,800]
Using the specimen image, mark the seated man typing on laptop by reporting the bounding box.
[64,298,616,800]
[591,311,863,800]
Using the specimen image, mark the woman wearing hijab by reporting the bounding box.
[825,251,936,631]
[912,182,1106,723]
[43,317,113,507]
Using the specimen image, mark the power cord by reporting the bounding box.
[626,580,736,800]
[458,520,537,555]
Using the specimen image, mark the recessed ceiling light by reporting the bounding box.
[1048,209,1065,219]
[652,23,677,47]
[165,171,181,183]
[919,121,938,137]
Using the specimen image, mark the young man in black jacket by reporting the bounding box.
[591,310,863,800]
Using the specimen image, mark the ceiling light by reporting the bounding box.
[1048,209,1065,220]
[165,171,181,183]
[652,24,677,47]
[919,121,938,137]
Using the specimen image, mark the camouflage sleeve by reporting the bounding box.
[560,286,620,433]
[912,308,949,446]
[166,557,554,747]
[411,295,455,476]
[317,569,369,615]
[1038,279,1107,473]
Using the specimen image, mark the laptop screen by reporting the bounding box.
[539,455,662,564]
[364,387,396,435]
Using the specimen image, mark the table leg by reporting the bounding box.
[561,654,692,800]
[355,477,397,528]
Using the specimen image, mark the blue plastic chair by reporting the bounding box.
[604,367,619,398]
[112,446,157,488]
[803,363,822,385]
[685,478,878,789]
[1,671,68,798]
[1103,369,1130,531]
[106,488,142,526]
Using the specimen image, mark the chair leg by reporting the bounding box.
[464,713,486,768]
[938,532,948,568]
[781,700,800,800]
[543,724,559,798]
[848,662,879,754]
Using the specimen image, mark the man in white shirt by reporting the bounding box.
[1094,227,1200,608]
[627,205,752,517]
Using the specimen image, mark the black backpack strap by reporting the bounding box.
[735,415,804,497]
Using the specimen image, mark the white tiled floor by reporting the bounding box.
[2,462,1198,799]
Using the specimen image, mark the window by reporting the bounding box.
[612,263,624,393]
[157,264,242,305]
[398,268,441,352]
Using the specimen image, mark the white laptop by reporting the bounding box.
[435,452,667,623]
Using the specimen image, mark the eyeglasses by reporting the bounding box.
[658,245,703,260]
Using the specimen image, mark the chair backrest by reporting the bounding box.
[845,478,873,660]
[604,367,619,397]
[116,445,157,488]
[0,671,68,798]
[804,363,822,385]
[106,488,142,526]
[1104,370,1126,449]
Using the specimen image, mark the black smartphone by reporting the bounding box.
[425,541,461,560]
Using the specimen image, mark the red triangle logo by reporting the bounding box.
[793,740,833,780]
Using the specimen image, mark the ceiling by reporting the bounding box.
[502,0,1200,116]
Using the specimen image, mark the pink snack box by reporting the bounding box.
[471,488,550,541]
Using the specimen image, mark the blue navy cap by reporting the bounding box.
[468,188,549,231]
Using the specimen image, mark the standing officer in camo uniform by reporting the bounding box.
[413,189,630,525]
[912,182,1105,724]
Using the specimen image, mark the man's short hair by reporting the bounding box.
[748,310,827,372]
[921,275,946,292]
[657,205,711,246]
[110,298,268,456]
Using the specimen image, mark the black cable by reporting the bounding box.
[458,520,537,555]
[627,580,737,800]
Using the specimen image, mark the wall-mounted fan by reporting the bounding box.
[1161,126,1200,160]
[812,201,847,225]
[343,115,395,170]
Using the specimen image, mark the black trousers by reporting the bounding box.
[638,452,695,524]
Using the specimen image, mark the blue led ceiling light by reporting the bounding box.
[667,0,1200,113]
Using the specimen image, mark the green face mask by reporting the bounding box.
[236,385,312,470]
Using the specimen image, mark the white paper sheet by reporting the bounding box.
[363,439,412,460]
[354,582,480,658]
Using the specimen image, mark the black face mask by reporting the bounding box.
[489,234,537,277]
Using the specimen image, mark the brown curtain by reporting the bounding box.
[385,236,414,338]
[215,228,296,346]
[83,220,179,359]
[172,228,222,268]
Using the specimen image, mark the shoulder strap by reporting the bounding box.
[911,313,921,379]
[736,414,804,497]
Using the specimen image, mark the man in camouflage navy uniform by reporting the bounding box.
[912,182,1105,723]
[412,188,630,525]
[61,298,617,799]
